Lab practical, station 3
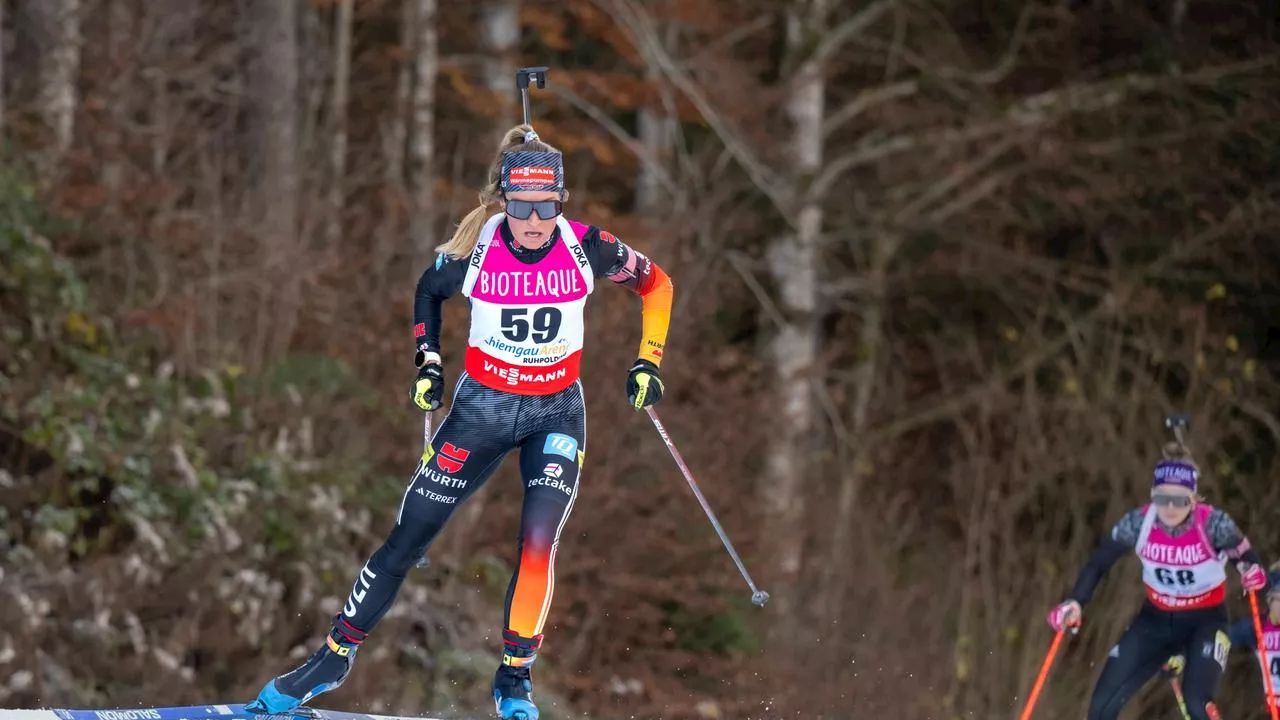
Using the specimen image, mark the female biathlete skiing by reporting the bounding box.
[1222,562,1280,710]
[245,123,674,720]
[1046,440,1270,720]
[1163,562,1280,714]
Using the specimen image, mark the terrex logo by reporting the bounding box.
[435,442,470,473]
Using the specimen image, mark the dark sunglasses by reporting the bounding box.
[1152,493,1193,508]
[505,199,562,221]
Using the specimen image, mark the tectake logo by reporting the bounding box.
[528,475,573,496]
[543,462,563,478]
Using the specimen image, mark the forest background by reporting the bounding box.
[2,0,1280,718]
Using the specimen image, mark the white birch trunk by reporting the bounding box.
[764,0,827,648]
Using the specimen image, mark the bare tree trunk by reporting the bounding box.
[15,0,83,180]
[371,0,416,297]
[102,0,135,222]
[764,0,827,651]
[326,0,354,250]
[408,0,438,268]
[0,0,6,143]
[635,22,677,214]
[247,0,300,365]
[480,0,519,128]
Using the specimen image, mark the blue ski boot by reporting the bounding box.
[492,664,538,720]
[246,617,367,715]
[493,629,541,720]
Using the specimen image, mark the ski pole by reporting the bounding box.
[1161,655,1191,720]
[412,410,434,570]
[1018,628,1066,720]
[1249,589,1280,720]
[644,406,769,607]
[1168,675,1191,720]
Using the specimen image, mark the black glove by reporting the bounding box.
[626,359,663,410]
[411,360,445,412]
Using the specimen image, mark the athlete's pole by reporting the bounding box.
[1166,671,1192,720]
[644,406,769,607]
[516,66,549,127]
[1017,628,1065,720]
[1250,589,1280,720]
[1165,412,1191,449]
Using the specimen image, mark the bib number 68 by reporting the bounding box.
[1154,567,1196,587]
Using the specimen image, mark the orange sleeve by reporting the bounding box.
[636,261,673,366]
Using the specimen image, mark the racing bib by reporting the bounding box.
[1135,503,1227,611]
[461,213,594,395]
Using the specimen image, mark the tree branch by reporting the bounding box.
[807,0,896,71]
[605,0,794,218]
[811,55,1280,201]
[549,82,684,203]
[860,186,1280,444]
[821,79,918,139]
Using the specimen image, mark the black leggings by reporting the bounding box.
[1087,602,1229,720]
[335,372,586,649]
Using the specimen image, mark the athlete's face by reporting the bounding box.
[504,190,561,250]
[1151,484,1195,527]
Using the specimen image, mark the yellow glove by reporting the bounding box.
[626,360,663,410]
[411,360,444,412]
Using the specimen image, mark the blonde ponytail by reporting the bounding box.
[437,201,498,259]
[434,123,567,260]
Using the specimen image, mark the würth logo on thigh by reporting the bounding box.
[435,442,470,473]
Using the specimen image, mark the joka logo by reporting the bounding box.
[436,442,470,473]
[543,433,578,460]
[571,242,588,269]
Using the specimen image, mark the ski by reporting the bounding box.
[0,704,446,720]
